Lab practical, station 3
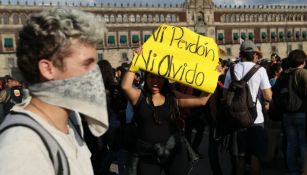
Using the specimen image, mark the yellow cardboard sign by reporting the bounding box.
[130,24,219,93]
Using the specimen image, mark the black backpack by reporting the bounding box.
[225,64,261,128]
[272,69,302,113]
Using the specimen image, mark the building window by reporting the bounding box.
[116,14,123,23]
[240,15,244,22]
[104,15,109,23]
[221,15,225,22]
[268,14,272,22]
[3,13,9,24]
[276,15,280,21]
[261,32,267,39]
[295,31,300,39]
[119,35,127,44]
[142,14,147,22]
[136,15,141,22]
[171,14,177,22]
[130,15,136,23]
[248,33,254,40]
[279,32,284,39]
[110,15,115,23]
[166,14,171,22]
[236,14,240,22]
[107,35,115,44]
[245,14,249,22]
[160,14,165,22]
[233,33,239,40]
[231,15,235,22]
[226,14,231,22]
[241,33,246,40]
[303,31,307,39]
[218,33,224,41]
[13,14,19,24]
[20,14,27,25]
[123,14,129,22]
[148,15,153,22]
[4,38,13,48]
[298,44,303,50]
[132,35,140,44]
[154,14,160,22]
[259,14,263,22]
[144,34,151,42]
[287,31,292,39]
[271,32,276,39]
[249,15,254,22]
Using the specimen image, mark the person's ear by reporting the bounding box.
[38,59,56,81]
[253,53,259,63]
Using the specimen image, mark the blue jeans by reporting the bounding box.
[283,112,307,175]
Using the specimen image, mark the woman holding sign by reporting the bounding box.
[121,50,212,175]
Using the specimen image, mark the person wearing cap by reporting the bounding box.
[223,40,272,175]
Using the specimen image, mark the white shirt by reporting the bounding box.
[0,104,94,175]
[224,62,271,124]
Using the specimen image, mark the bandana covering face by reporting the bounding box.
[29,66,108,136]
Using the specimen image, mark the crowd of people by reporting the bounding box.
[0,7,306,175]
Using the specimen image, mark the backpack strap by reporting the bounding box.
[241,64,261,82]
[0,112,70,175]
[230,65,238,81]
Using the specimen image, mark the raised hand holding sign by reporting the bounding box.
[130,24,219,93]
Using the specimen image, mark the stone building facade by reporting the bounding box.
[0,0,307,78]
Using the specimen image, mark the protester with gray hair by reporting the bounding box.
[0,8,108,175]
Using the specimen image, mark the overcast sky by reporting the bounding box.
[2,0,307,5]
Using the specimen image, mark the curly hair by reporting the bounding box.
[16,8,107,84]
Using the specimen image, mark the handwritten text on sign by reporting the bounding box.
[130,24,219,93]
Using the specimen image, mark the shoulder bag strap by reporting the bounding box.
[230,65,238,81]
[0,112,70,175]
[241,64,261,82]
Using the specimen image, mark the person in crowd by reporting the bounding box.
[121,48,216,175]
[80,59,121,175]
[269,63,283,86]
[278,49,307,175]
[271,53,281,65]
[223,40,272,175]
[265,62,284,166]
[0,76,24,117]
[0,8,108,175]
[206,59,237,175]
[178,84,206,158]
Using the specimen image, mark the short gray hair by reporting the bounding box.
[17,8,107,84]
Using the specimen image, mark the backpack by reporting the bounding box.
[272,69,302,113]
[225,64,261,128]
[0,112,71,175]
